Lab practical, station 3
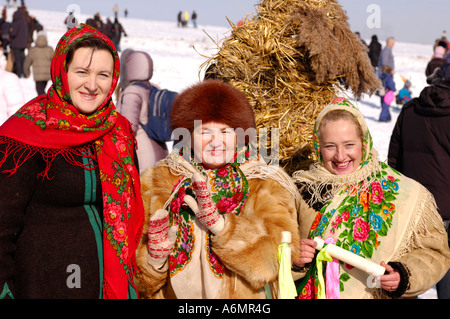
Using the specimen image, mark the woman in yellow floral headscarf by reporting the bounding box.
[292,98,450,299]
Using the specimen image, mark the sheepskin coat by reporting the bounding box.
[134,161,300,299]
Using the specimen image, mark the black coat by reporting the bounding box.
[388,85,450,220]
[368,38,382,68]
[9,10,28,49]
[425,57,446,77]
[0,144,103,298]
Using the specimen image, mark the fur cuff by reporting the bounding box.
[148,256,169,273]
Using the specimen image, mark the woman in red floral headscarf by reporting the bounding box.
[0,24,144,299]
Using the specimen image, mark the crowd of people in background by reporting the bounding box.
[63,5,128,52]
[356,33,411,122]
[0,2,37,125]
[359,30,450,123]
[84,13,127,52]
[0,3,42,78]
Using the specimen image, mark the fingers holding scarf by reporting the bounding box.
[185,172,225,235]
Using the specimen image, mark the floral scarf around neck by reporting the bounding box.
[163,146,257,279]
[0,24,144,299]
[293,98,409,299]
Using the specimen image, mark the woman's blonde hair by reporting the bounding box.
[317,109,364,143]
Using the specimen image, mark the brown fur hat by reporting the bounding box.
[170,79,255,132]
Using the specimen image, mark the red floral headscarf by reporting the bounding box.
[0,24,144,299]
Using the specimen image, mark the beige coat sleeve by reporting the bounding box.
[397,189,450,298]
[211,178,300,290]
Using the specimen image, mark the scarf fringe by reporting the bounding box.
[292,149,383,206]
[392,185,446,261]
[0,136,96,180]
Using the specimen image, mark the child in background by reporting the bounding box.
[379,65,396,122]
[396,79,412,105]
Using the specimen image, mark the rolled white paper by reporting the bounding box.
[313,237,386,277]
[281,231,291,244]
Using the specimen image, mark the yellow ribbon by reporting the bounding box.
[316,246,333,299]
[277,243,297,299]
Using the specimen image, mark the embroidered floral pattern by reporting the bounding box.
[169,180,196,277]
[100,126,138,267]
[167,148,251,278]
[309,164,400,293]
[297,98,404,299]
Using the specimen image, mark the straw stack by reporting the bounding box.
[203,0,380,174]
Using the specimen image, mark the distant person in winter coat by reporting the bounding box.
[91,13,104,31]
[378,36,395,73]
[368,35,382,70]
[379,65,396,122]
[9,8,28,77]
[182,10,189,27]
[116,49,168,174]
[177,11,182,27]
[102,18,114,40]
[388,63,450,299]
[355,32,368,51]
[191,11,197,28]
[111,18,127,52]
[24,31,53,95]
[425,44,447,77]
[1,7,11,55]
[25,13,43,49]
[0,52,24,125]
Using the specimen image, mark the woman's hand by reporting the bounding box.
[147,209,178,269]
[185,172,224,235]
[379,261,401,292]
[294,238,317,267]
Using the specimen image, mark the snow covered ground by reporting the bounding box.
[21,8,436,162]
[17,8,439,298]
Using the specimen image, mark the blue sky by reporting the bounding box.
[23,0,449,44]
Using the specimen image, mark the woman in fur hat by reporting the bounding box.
[292,98,450,299]
[135,79,300,299]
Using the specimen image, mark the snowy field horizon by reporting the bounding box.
[13,8,439,298]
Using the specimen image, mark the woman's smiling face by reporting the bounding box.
[319,118,363,175]
[192,121,237,169]
[67,47,114,115]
